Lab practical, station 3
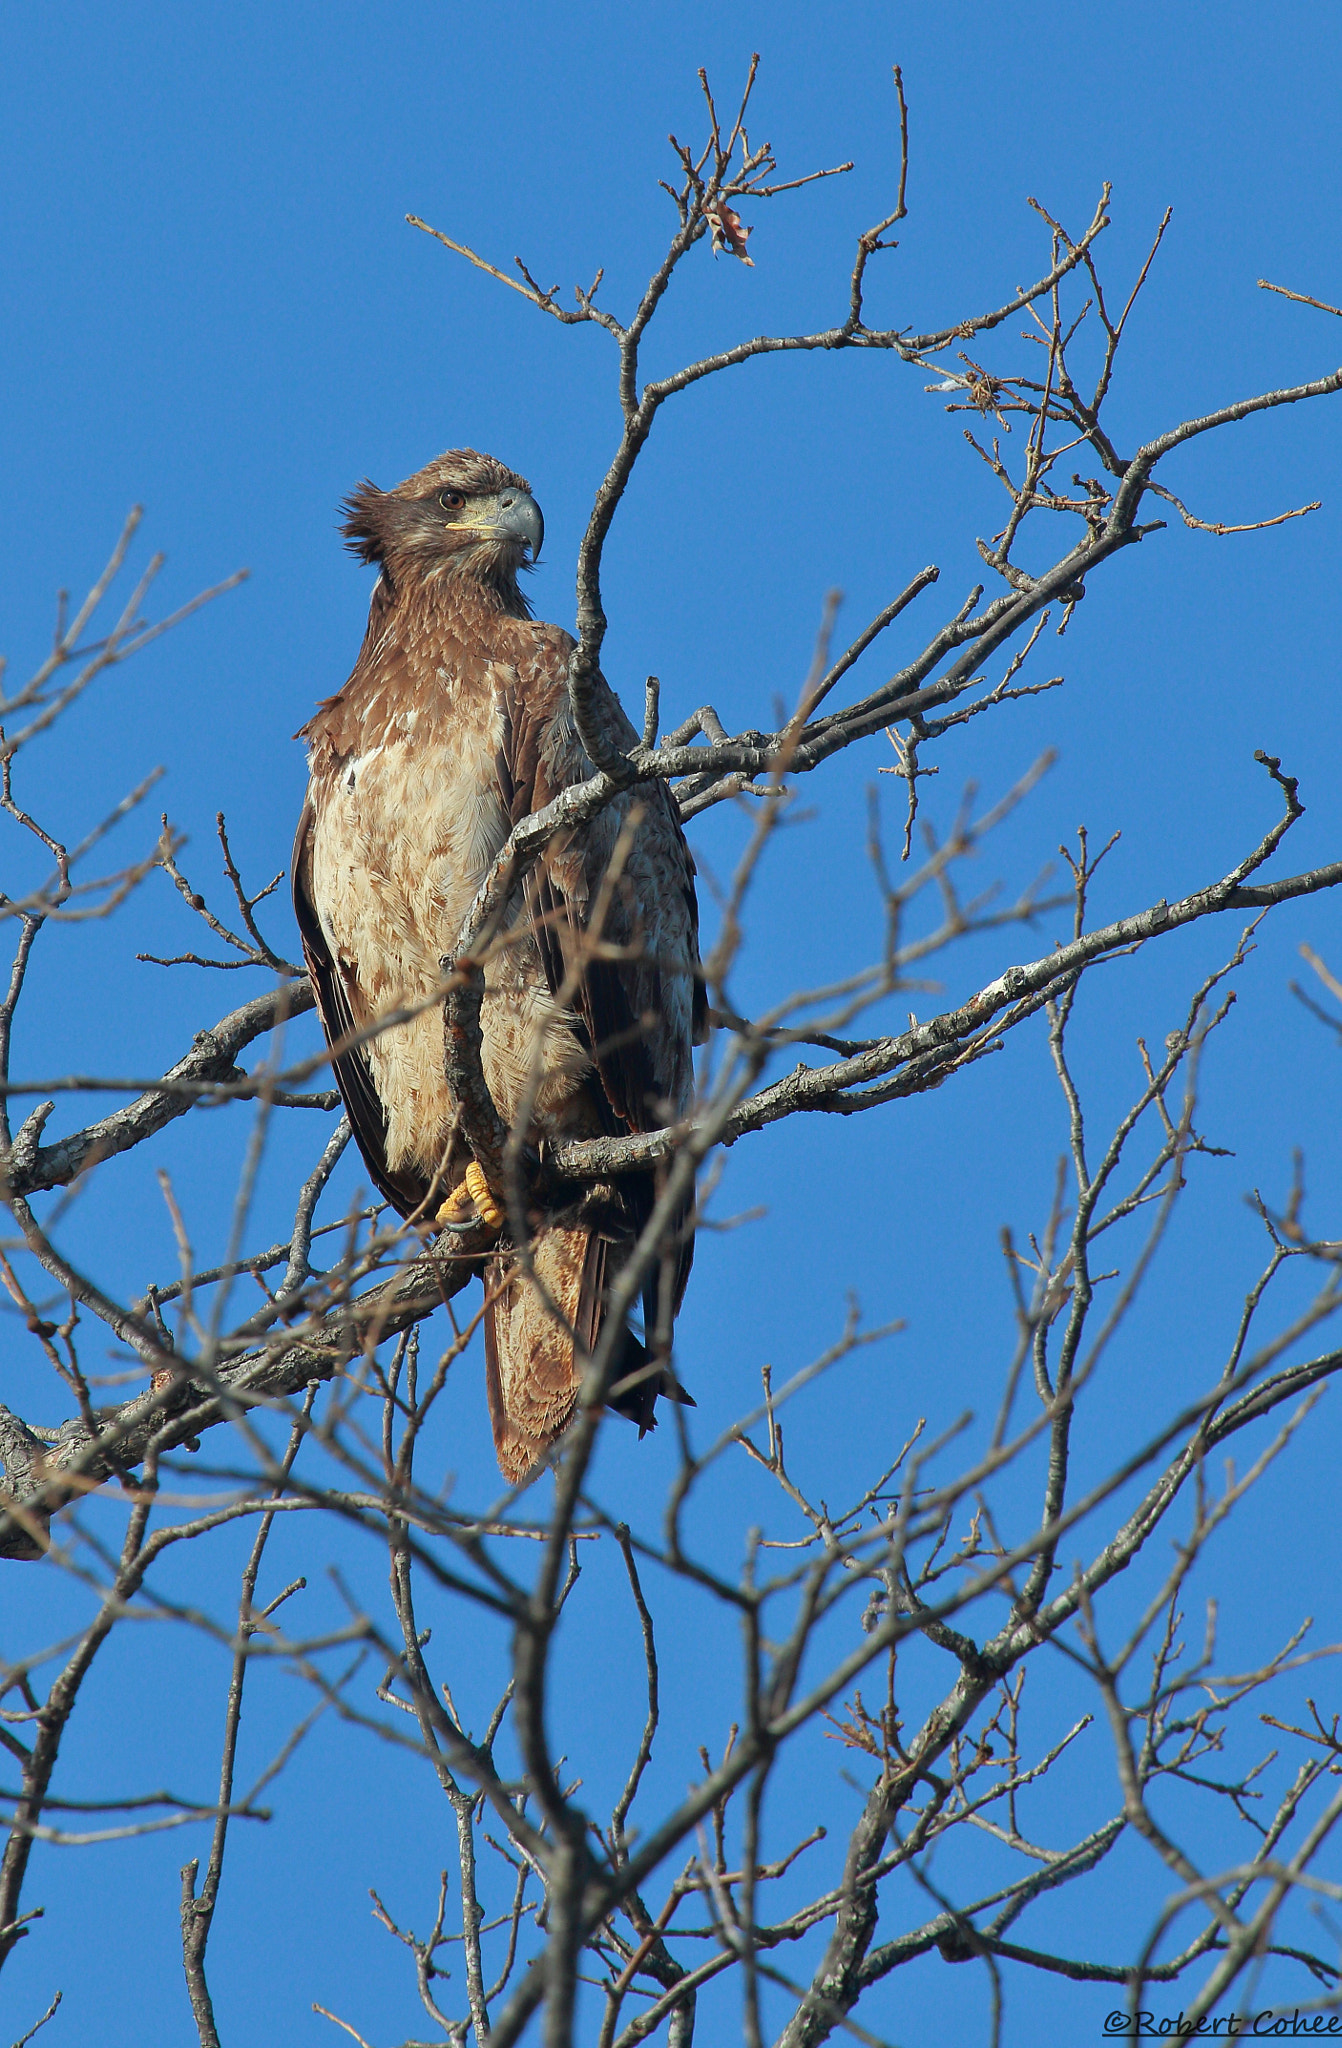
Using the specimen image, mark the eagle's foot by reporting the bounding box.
[436,1160,505,1233]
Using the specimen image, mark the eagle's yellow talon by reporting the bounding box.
[465,1161,506,1228]
[434,1181,475,1228]
[435,1162,505,1232]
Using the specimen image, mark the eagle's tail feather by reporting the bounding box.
[482,1220,691,1482]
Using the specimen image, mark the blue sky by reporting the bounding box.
[3,3,1342,2043]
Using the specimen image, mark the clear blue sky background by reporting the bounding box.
[3,3,1342,2043]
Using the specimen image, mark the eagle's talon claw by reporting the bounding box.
[434,1182,476,1228]
[435,1161,505,1233]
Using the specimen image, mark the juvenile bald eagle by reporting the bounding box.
[292,449,703,1481]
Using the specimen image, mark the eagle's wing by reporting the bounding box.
[496,654,705,1145]
[291,798,431,1219]
[488,649,702,1458]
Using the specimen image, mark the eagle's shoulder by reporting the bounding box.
[501,617,645,784]
[520,616,577,666]
[502,617,576,709]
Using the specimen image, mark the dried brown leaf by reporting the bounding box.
[705,199,755,265]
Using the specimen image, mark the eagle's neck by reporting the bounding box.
[302,567,545,764]
[377,570,536,679]
[384,550,533,624]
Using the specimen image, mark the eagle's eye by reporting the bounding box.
[439,489,466,513]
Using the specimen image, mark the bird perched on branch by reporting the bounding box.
[292,448,704,1480]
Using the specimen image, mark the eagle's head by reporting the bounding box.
[341,448,544,613]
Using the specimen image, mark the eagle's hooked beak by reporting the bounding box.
[493,488,544,563]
